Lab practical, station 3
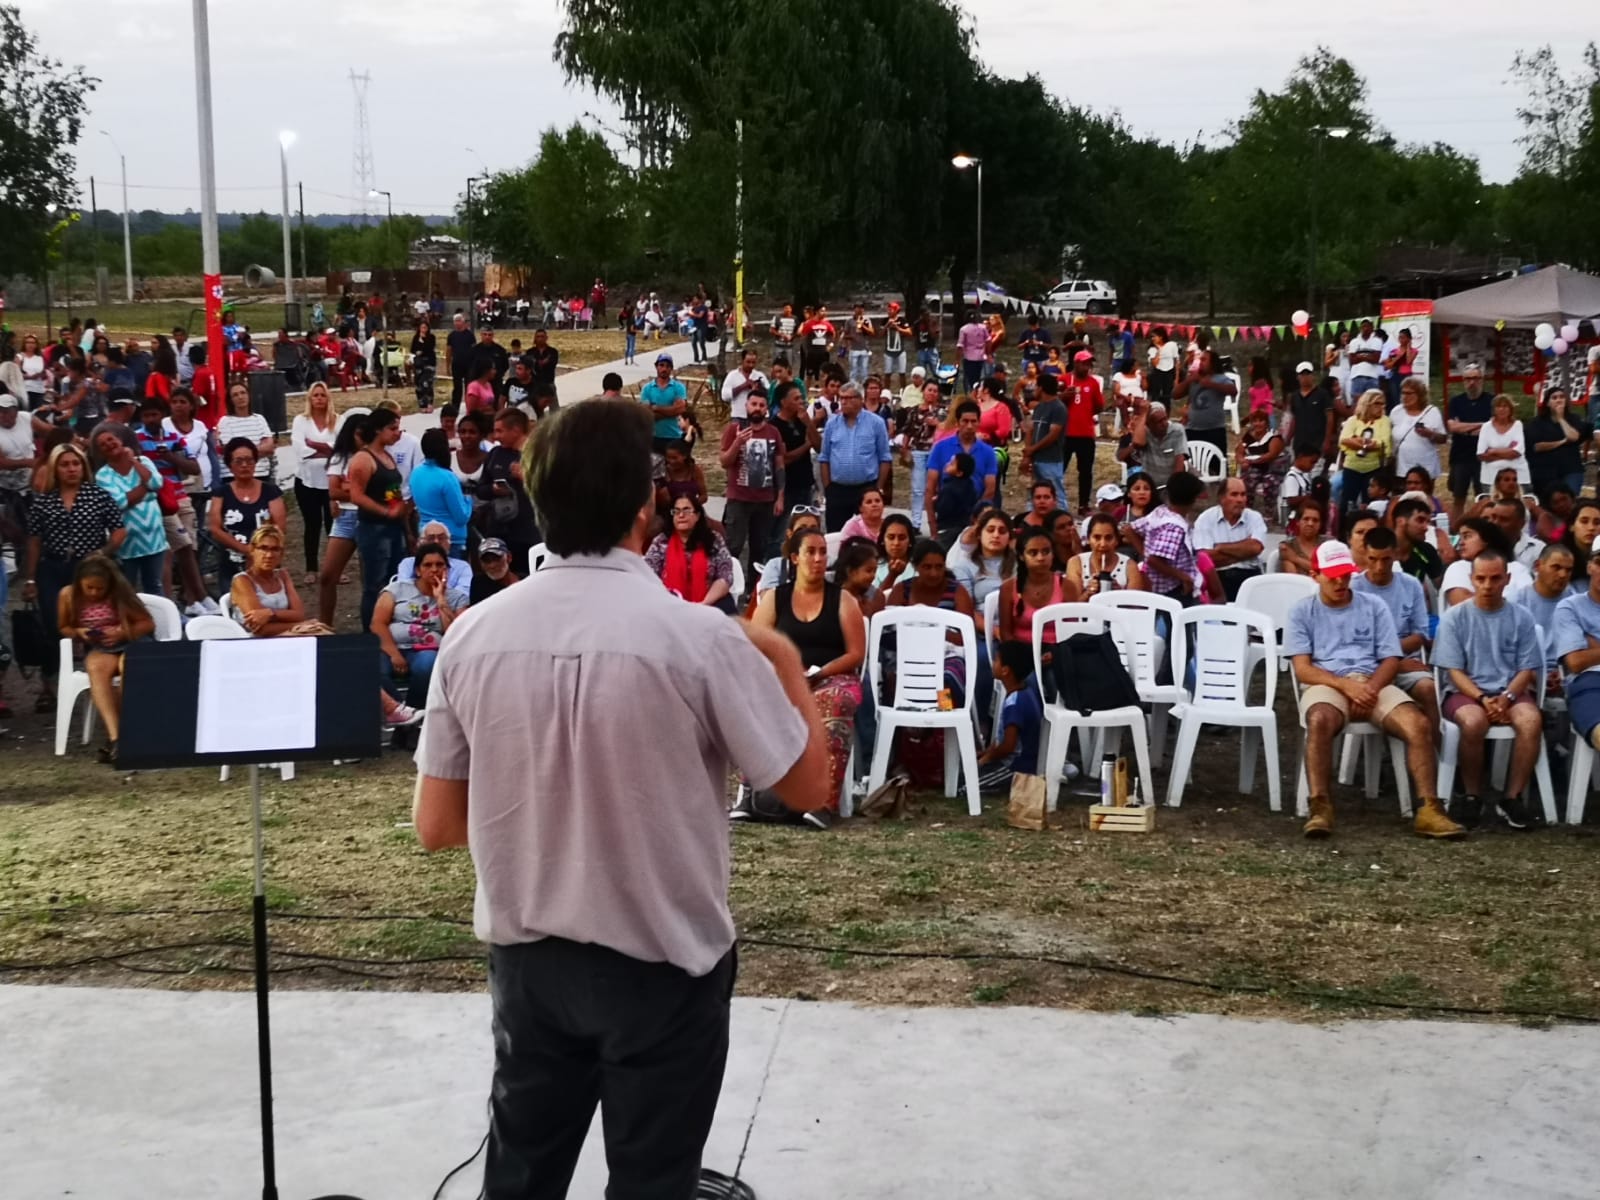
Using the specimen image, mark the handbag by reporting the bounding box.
[10,604,50,669]
[156,471,185,516]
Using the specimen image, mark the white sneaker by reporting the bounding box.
[385,704,425,727]
[184,601,208,618]
[200,597,222,615]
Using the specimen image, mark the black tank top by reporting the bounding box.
[357,450,403,524]
[774,581,845,671]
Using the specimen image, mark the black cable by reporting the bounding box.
[431,1098,490,1200]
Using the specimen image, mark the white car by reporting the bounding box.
[1043,279,1117,315]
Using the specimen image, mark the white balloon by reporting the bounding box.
[1553,338,1569,355]
[1534,331,1555,350]
[1291,309,1310,327]
[1535,322,1556,342]
[1561,323,1580,343]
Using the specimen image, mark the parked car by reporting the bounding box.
[1042,279,1117,315]
[923,282,1009,312]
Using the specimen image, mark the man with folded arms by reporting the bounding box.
[1285,540,1464,840]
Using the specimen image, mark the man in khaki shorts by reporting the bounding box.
[1284,540,1465,840]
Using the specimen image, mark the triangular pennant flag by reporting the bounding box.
[1256,325,1271,340]
[1276,324,1287,338]
[1227,326,1239,340]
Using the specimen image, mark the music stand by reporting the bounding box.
[120,636,383,1200]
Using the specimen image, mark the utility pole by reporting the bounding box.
[89,176,101,282]
[100,131,133,301]
[192,0,226,397]
[278,132,296,307]
[466,176,481,330]
[734,119,744,354]
[297,182,308,293]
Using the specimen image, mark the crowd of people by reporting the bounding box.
[5,300,1600,839]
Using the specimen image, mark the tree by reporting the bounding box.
[0,6,97,274]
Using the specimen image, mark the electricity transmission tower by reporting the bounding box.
[349,69,375,225]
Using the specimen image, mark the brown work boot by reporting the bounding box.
[1303,795,1334,838]
[1413,797,1467,839]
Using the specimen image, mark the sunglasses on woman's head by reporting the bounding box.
[789,505,822,517]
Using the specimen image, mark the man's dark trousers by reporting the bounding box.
[484,937,736,1200]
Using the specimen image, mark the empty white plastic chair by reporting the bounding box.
[137,593,184,642]
[824,531,845,565]
[529,543,550,572]
[185,614,249,640]
[1165,607,1281,811]
[1186,440,1227,488]
[1223,371,1244,434]
[1088,590,1186,765]
[730,556,746,602]
[1434,662,1558,825]
[1236,572,1318,679]
[1031,603,1155,813]
[1565,730,1597,825]
[981,590,1005,740]
[865,606,982,816]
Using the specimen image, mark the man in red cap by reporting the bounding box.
[1283,539,1465,840]
[882,301,911,389]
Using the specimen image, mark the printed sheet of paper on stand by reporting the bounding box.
[194,637,318,755]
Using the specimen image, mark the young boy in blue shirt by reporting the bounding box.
[977,642,1044,793]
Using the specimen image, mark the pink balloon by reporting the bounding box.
[1561,324,1580,343]
[1553,337,1569,355]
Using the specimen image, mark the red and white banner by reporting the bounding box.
[1380,298,1433,384]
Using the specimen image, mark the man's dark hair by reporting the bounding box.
[420,428,451,468]
[493,407,530,433]
[1472,548,1508,572]
[1392,497,1432,523]
[1036,373,1058,396]
[996,640,1034,681]
[526,400,653,556]
[1364,526,1398,552]
[1346,508,1378,531]
[952,452,975,478]
[1460,517,1511,558]
[953,400,980,422]
[1539,541,1575,563]
[822,363,847,384]
[601,371,623,392]
[439,402,460,421]
[772,355,791,371]
[772,380,801,408]
[1165,471,1203,508]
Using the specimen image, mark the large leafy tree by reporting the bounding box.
[0,5,97,275]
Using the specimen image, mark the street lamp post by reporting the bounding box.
[1307,125,1350,322]
[278,132,296,308]
[99,131,134,301]
[369,188,393,271]
[952,154,984,298]
[465,176,482,330]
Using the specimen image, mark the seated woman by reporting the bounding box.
[1537,482,1576,545]
[740,526,866,829]
[999,527,1077,652]
[1467,465,1537,532]
[1277,497,1327,576]
[870,513,916,603]
[888,537,977,703]
[1047,508,1082,572]
[644,494,736,612]
[233,526,423,726]
[654,439,708,518]
[835,536,884,618]
[755,506,824,599]
[1067,513,1147,597]
[371,541,468,710]
[1442,518,1531,606]
[1236,408,1288,515]
[57,555,154,764]
[1116,472,1158,559]
[838,485,887,543]
[948,507,1015,619]
[210,437,287,590]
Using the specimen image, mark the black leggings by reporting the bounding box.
[1062,436,1096,509]
[294,480,332,574]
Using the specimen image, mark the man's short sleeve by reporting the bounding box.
[1371,597,1402,662]
[415,654,471,781]
[1283,598,1315,660]
[1190,511,1218,552]
[1403,579,1430,642]
[1515,609,1543,673]
[1432,605,1466,672]
[1553,596,1590,662]
[699,623,809,790]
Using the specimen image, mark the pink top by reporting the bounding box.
[957,322,989,362]
[839,515,883,543]
[1249,381,1275,415]
[1012,573,1066,645]
[978,401,1013,445]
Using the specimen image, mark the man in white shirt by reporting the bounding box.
[1346,318,1384,401]
[1191,477,1267,600]
[721,348,768,420]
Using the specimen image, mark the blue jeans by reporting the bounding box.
[381,647,438,708]
[122,551,167,598]
[918,348,940,374]
[910,449,930,533]
[624,331,636,363]
[691,325,707,362]
[355,520,405,634]
[849,351,871,385]
[1033,458,1067,511]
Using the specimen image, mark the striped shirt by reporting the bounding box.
[96,458,168,560]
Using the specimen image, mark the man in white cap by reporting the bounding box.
[1192,476,1267,600]
[1289,360,1336,463]
[1284,540,1465,840]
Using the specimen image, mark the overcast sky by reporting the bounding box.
[16,0,1590,216]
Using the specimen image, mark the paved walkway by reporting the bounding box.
[1,982,1593,1198]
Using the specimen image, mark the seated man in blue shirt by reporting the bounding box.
[1433,549,1545,830]
[923,400,998,539]
[1552,550,1600,772]
[1350,525,1439,736]
[1284,540,1464,840]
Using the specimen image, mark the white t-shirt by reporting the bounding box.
[1347,333,1384,387]
[391,430,422,500]
[1475,420,1530,488]
[1441,556,1532,601]
[1112,370,1145,402]
[0,417,34,491]
[291,414,336,490]
[1149,341,1179,372]
[1389,404,1445,478]
[162,417,213,492]
[18,353,46,397]
[721,368,769,420]
[1587,345,1600,400]
[1192,505,1269,570]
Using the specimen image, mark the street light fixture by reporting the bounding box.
[1307,126,1351,321]
[369,188,394,270]
[465,175,483,329]
[278,131,296,307]
[951,154,984,299]
[99,129,133,301]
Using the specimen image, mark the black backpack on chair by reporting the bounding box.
[1050,630,1143,715]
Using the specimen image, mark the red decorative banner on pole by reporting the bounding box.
[203,272,227,425]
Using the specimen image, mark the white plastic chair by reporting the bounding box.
[1165,607,1281,811]
[1236,572,1318,679]
[825,530,845,565]
[138,593,184,642]
[1434,663,1558,826]
[1289,670,1412,818]
[981,589,1005,739]
[865,606,982,816]
[1088,590,1186,765]
[1187,440,1227,488]
[1565,730,1597,826]
[1031,603,1155,813]
[1223,371,1243,434]
[529,543,550,572]
[730,556,746,602]
[53,639,93,756]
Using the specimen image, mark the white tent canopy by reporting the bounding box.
[1432,264,1600,330]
